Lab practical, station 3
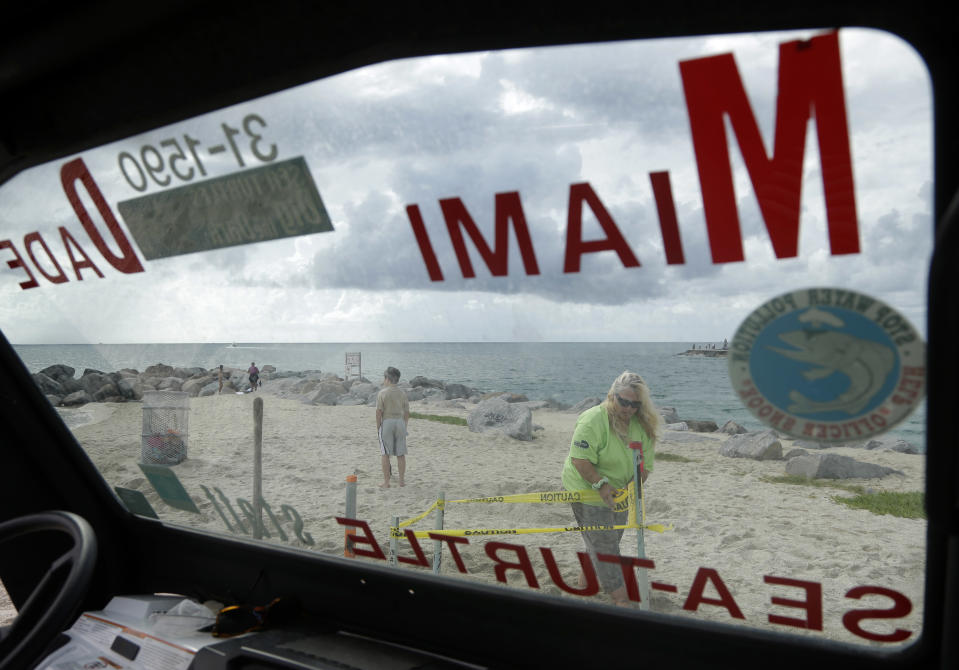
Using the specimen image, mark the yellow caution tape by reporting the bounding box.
[397,500,440,528]
[394,480,672,538]
[399,522,672,540]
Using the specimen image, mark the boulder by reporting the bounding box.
[79,372,112,395]
[199,382,219,397]
[665,422,688,431]
[659,407,681,423]
[404,387,426,402]
[720,430,782,460]
[117,377,144,400]
[445,383,474,400]
[291,379,320,394]
[308,391,340,406]
[92,382,121,402]
[784,448,808,461]
[886,439,921,454]
[173,366,205,379]
[45,394,62,406]
[117,368,140,378]
[785,453,904,479]
[62,390,93,406]
[349,383,377,402]
[144,364,175,378]
[181,376,215,396]
[156,377,184,391]
[32,372,63,395]
[410,376,444,389]
[317,380,348,396]
[39,364,75,382]
[717,420,748,435]
[567,397,602,414]
[336,394,367,406]
[262,365,277,374]
[81,368,105,377]
[468,398,533,441]
[686,419,719,432]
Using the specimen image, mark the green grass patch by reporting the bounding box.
[761,474,865,495]
[409,412,467,426]
[762,475,925,519]
[656,452,697,463]
[832,491,926,519]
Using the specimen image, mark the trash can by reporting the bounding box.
[141,390,189,464]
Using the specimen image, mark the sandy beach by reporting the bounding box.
[58,387,926,649]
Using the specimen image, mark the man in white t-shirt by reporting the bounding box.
[376,366,410,488]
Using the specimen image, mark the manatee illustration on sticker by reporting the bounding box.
[728,288,925,442]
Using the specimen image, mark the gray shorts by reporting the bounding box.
[379,418,408,456]
[571,502,629,593]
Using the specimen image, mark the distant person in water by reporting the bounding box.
[376,366,409,488]
[247,362,260,391]
[218,364,224,394]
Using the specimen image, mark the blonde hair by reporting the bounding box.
[602,371,662,444]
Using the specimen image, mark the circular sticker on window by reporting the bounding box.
[727,288,925,443]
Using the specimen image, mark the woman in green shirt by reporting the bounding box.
[561,371,662,606]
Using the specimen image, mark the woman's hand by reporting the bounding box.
[599,482,616,510]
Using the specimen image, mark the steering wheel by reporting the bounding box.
[0,511,97,670]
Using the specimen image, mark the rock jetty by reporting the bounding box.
[33,363,921,457]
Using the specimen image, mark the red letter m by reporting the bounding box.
[680,31,859,263]
[439,192,540,278]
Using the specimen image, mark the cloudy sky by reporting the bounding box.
[0,27,933,344]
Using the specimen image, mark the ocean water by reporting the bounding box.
[12,341,926,449]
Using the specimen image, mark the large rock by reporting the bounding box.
[686,420,719,432]
[567,397,602,414]
[181,375,215,396]
[173,366,206,379]
[410,376,445,389]
[32,372,63,395]
[468,398,533,440]
[78,372,112,395]
[445,383,474,400]
[62,390,93,406]
[39,364,75,382]
[720,430,782,460]
[156,377,184,391]
[144,364,175,378]
[308,391,340,406]
[785,453,904,479]
[717,420,748,435]
[405,387,426,402]
[659,407,681,423]
[349,382,378,402]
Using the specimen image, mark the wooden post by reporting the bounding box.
[433,492,445,574]
[629,441,650,610]
[253,397,263,539]
[389,515,399,567]
[344,475,357,557]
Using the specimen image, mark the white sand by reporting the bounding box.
[59,391,925,648]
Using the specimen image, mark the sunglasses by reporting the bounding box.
[210,597,297,637]
[615,394,642,409]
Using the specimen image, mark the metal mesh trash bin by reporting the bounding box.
[141,390,189,464]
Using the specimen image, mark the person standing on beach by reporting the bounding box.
[376,366,409,488]
[217,364,224,394]
[561,370,661,607]
[247,362,260,391]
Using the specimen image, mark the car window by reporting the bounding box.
[0,27,930,648]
